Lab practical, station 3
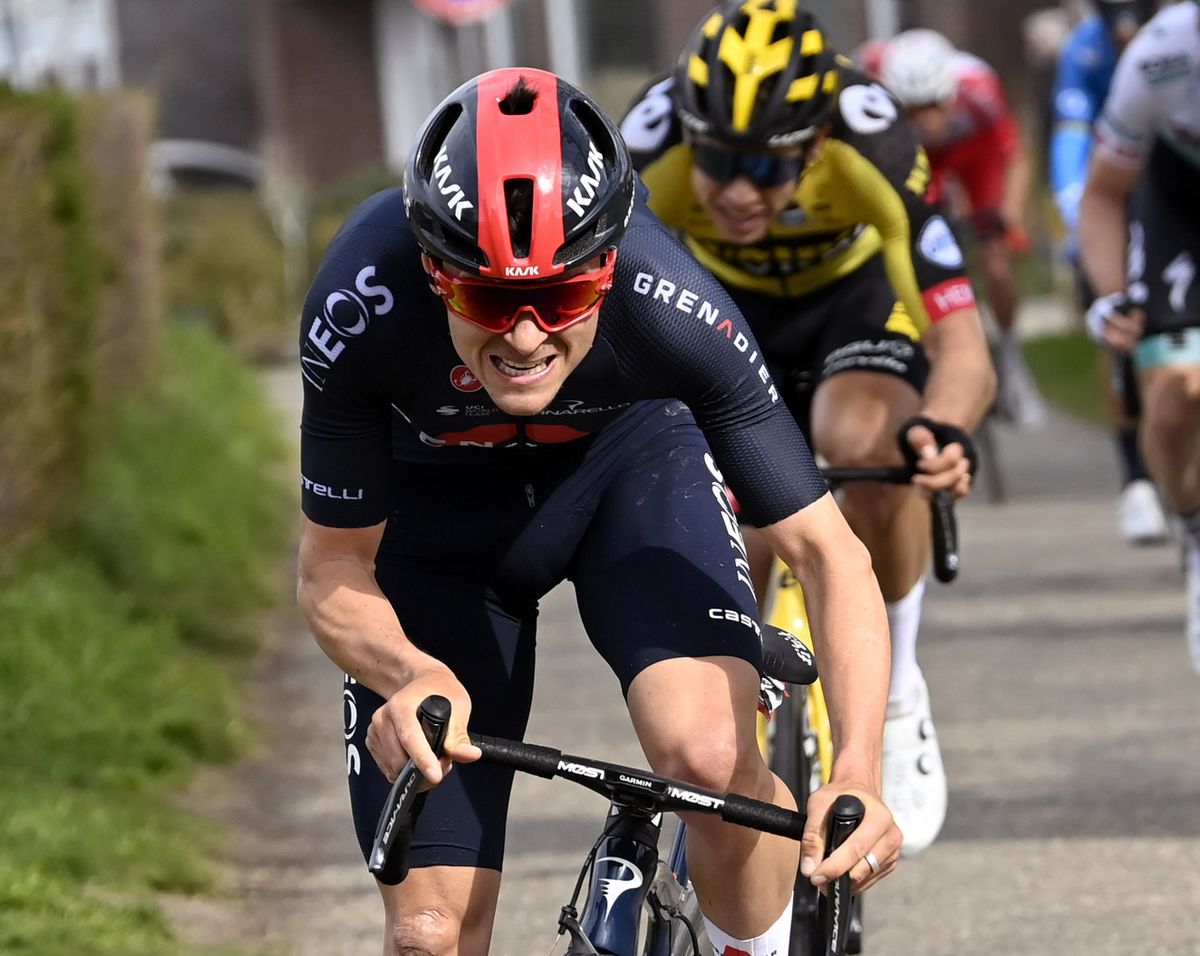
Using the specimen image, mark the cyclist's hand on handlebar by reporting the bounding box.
[1085,291,1144,353]
[898,416,976,500]
[799,784,902,894]
[366,668,481,784]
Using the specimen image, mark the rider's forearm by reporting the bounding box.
[918,310,997,432]
[765,497,890,789]
[1079,186,1129,297]
[1001,144,1032,228]
[297,557,442,699]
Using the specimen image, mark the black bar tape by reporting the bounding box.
[470,734,562,778]
[930,489,960,583]
[721,793,806,840]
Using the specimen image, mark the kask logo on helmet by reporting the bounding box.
[565,139,608,218]
[433,145,474,221]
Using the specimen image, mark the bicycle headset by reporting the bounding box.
[672,0,842,149]
[404,67,636,282]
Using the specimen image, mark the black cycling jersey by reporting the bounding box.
[300,188,825,529]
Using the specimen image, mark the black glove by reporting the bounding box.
[897,415,978,478]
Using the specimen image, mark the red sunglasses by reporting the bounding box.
[422,252,617,334]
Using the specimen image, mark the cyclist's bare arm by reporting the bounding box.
[1079,155,1145,350]
[1080,154,1141,296]
[760,494,902,884]
[911,309,996,496]
[920,308,995,433]
[1001,138,1032,235]
[297,516,479,781]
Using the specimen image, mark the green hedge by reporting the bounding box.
[0,86,158,569]
[0,322,290,954]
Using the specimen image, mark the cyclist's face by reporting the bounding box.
[690,138,821,245]
[905,102,953,142]
[442,258,604,417]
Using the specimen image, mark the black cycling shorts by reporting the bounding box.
[1128,142,1200,340]
[726,254,930,432]
[343,401,765,872]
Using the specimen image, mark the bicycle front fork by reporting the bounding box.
[568,802,662,956]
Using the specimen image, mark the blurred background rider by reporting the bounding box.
[879,28,1047,430]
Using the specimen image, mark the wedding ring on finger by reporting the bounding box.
[864,850,881,875]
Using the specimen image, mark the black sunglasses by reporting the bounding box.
[690,141,811,188]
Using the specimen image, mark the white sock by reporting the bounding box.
[886,577,927,712]
[702,897,792,956]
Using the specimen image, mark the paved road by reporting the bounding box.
[177,368,1200,956]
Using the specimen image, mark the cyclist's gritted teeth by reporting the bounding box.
[491,353,556,380]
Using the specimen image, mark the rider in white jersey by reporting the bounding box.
[1081,0,1200,673]
[1093,2,1200,168]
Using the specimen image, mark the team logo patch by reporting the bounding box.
[450,365,483,392]
[918,216,965,269]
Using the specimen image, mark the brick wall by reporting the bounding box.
[253,0,385,186]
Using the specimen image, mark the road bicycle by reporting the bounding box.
[369,642,866,956]
[763,468,959,954]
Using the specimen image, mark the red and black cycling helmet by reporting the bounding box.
[405,68,636,280]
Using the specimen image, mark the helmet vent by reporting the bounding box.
[417,104,463,179]
[571,98,613,155]
[498,76,539,115]
[504,178,534,258]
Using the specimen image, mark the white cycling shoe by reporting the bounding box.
[1117,479,1170,547]
[882,678,947,857]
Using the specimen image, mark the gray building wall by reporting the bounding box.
[115,0,258,147]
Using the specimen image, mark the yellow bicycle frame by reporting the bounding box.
[758,556,833,786]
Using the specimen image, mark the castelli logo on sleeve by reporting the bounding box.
[450,365,484,392]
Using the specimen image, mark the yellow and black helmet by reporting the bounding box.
[674,0,841,148]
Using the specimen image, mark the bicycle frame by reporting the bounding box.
[559,802,702,956]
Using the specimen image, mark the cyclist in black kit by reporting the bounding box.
[297,68,904,956]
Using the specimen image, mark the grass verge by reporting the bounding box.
[0,323,290,954]
[1024,329,1110,427]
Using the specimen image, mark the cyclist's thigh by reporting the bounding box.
[348,459,564,873]
[807,258,928,459]
[348,558,537,872]
[569,407,764,697]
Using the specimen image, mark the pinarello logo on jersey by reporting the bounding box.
[450,365,483,392]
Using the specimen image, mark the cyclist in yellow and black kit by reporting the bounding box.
[620,0,996,856]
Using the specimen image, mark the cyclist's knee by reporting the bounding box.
[652,726,760,796]
[1141,366,1200,439]
[813,420,901,472]
[389,906,462,956]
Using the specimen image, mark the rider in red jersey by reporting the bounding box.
[877,29,1046,429]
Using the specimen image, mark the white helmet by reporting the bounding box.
[881,29,958,107]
